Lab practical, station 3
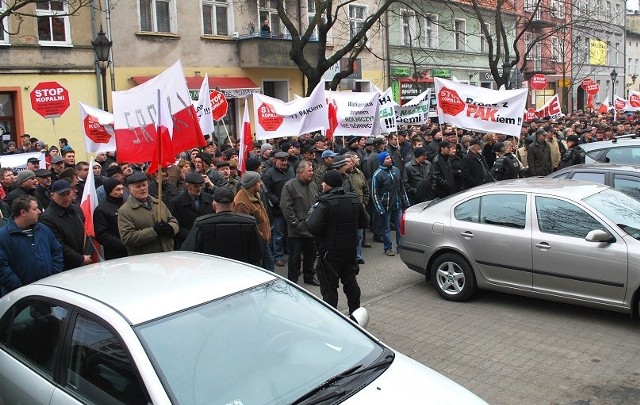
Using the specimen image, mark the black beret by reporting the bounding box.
[213,187,234,203]
[126,171,148,185]
[185,172,205,184]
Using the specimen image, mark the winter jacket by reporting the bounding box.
[118,195,179,255]
[0,219,63,296]
[262,166,293,216]
[431,153,455,198]
[234,187,271,242]
[93,195,128,260]
[169,190,214,249]
[40,202,89,270]
[280,177,319,238]
[403,158,432,204]
[371,165,410,215]
[461,152,491,189]
[527,140,553,176]
[347,168,370,205]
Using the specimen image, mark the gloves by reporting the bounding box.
[153,221,175,237]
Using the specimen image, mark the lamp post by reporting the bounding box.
[92,27,112,111]
[610,69,617,102]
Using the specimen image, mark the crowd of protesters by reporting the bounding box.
[0,108,636,307]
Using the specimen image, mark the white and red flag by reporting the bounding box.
[147,90,175,175]
[238,99,253,173]
[195,74,214,135]
[112,60,206,163]
[80,158,102,263]
[80,103,116,153]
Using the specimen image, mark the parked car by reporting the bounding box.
[580,138,640,164]
[399,178,640,315]
[547,163,640,199]
[0,252,486,405]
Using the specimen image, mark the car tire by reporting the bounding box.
[430,253,477,302]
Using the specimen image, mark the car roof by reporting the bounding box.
[32,252,276,325]
[580,139,640,151]
[469,178,610,200]
[555,163,640,172]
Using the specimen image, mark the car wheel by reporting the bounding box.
[430,253,476,302]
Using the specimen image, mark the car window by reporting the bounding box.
[535,196,604,238]
[0,299,68,377]
[454,195,526,228]
[66,314,146,405]
[603,146,640,164]
[550,172,570,179]
[454,197,480,222]
[612,174,640,200]
[586,149,607,162]
[571,171,605,184]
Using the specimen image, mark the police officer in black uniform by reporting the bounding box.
[306,170,369,315]
[558,135,586,169]
[490,142,521,180]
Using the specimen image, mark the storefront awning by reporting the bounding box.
[130,76,261,98]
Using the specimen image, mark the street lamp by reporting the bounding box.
[610,69,618,101]
[92,27,112,111]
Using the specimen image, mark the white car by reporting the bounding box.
[0,252,486,404]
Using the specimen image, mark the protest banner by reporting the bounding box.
[435,78,527,137]
[80,103,116,154]
[328,91,381,137]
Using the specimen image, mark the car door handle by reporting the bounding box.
[461,231,474,238]
[535,242,551,250]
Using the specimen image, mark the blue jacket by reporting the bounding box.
[371,165,410,215]
[0,219,64,297]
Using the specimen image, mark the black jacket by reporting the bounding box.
[403,158,432,203]
[169,190,214,248]
[40,202,89,270]
[461,152,490,189]
[180,211,263,266]
[93,195,128,260]
[4,187,39,211]
[34,185,51,210]
[558,145,586,169]
[431,153,455,198]
[262,166,293,216]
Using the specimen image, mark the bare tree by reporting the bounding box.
[1,1,100,36]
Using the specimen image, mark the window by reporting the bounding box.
[202,0,228,36]
[454,19,465,51]
[36,1,71,45]
[401,10,416,46]
[0,299,69,377]
[425,14,439,48]
[536,197,604,238]
[139,0,175,33]
[571,171,606,184]
[613,175,640,200]
[349,4,367,43]
[603,146,640,164]
[259,0,285,36]
[551,0,565,18]
[551,37,560,61]
[615,42,619,65]
[574,0,581,16]
[455,194,526,229]
[525,33,532,60]
[307,0,330,41]
[606,1,611,18]
[66,314,146,404]
[481,23,491,54]
[524,0,535,12]
[0,1,8,45]
[595,0,602,18]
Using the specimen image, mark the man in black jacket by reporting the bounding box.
[40,180,92,270]
[461,138,491,189]
[181,188,262,266]
[169,173,214,248]
[431,141,455,198]
[93,178,128,260]
[403,147,432,204]
[306,170,368,314]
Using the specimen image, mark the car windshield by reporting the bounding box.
[583,188,640,240]
[135,279,383,405]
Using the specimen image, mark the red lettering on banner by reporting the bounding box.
[437,87,465,116]
[466,105,498,121]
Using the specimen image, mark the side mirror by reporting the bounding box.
[350,307,369,328]
[585,229,614,243]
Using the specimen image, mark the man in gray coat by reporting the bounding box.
[280,160,320,285]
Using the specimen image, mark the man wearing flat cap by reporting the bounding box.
[234,171,273,270]
[118,171,179,255]
[262,150,294,267]
[170,172,214,249]
[307,170,368,315]
[33,168,52,210]
[181,187,263,265]
[527,129,552,176]
[461,138,491,190]
[558,135,586,169]
[40,180,93,269]
[403,147,432,204]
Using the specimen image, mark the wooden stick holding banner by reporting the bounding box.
[156,89,163,222]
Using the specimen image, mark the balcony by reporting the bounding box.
[237,33,321,69]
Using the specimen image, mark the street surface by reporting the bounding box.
[272,231,640,405]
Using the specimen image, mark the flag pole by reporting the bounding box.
[220,119,233,148]
[156,89,163,222]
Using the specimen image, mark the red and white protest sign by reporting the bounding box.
[535,94,563,118]
[614,96,628,110]
[210,90,228,121]
[80,103,116,153]
[581,78,594,89]
[530,74,547,90]
[524,108,536,121]
[628,92,640,108]
[585,82,600,95]
[30,82,70,118]
[257,103,283,132]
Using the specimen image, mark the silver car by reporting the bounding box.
[580,138,640,164]
[0,252,486,404]
[399,179,640,314]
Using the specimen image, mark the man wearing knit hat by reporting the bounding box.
[371,151,410,256]
[170,172,215,249]
[93,179,128,260]
[96,165,130,204]
[4,170,39,210]
[307,169,368,315]
[234,171,273,270]
[331,155,353,192]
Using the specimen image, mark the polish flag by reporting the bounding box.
[147,89,175,175]
[238,100,252,173]
[195,74,214,135]
[597,97,611,114]
[80,158,102,263]
[112,60,206,164]
[326,98,338,141]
